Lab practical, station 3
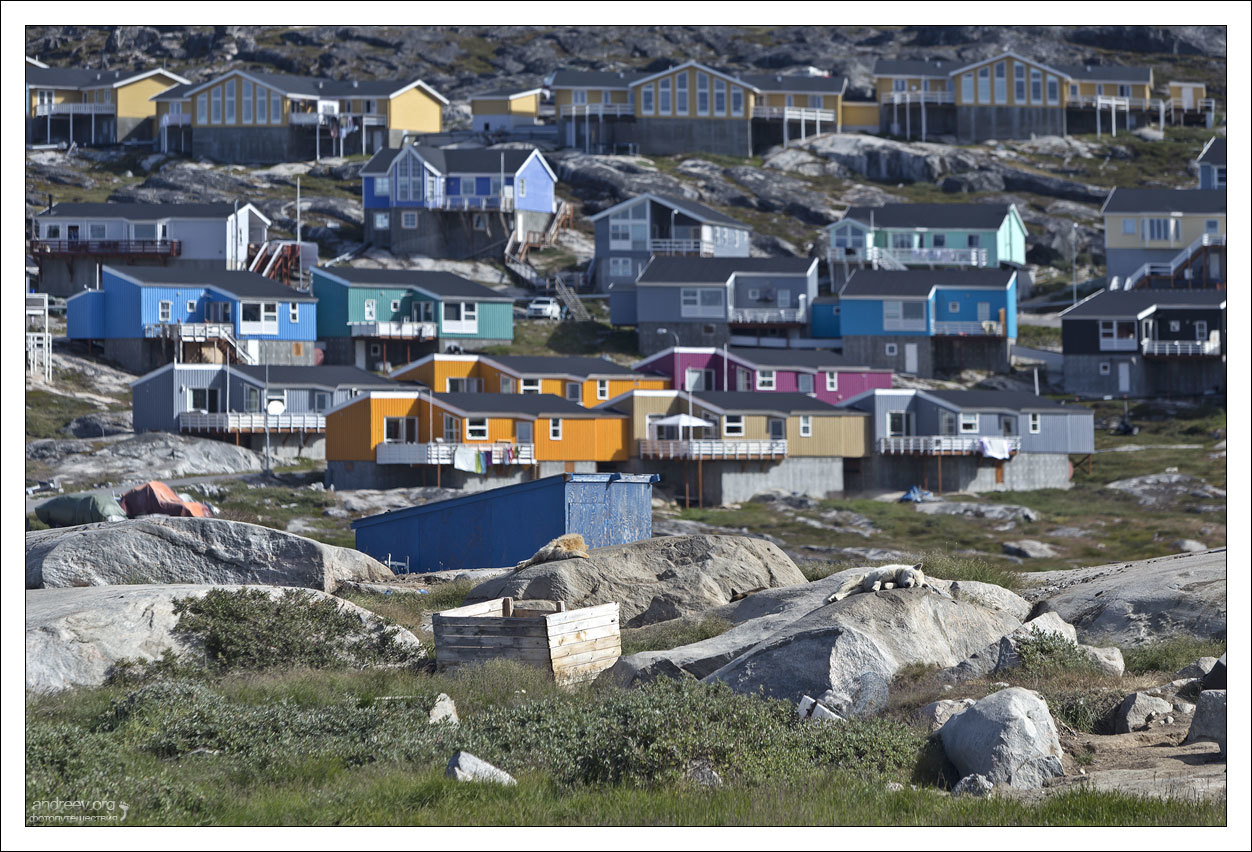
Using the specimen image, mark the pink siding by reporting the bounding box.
[636,349,893,402]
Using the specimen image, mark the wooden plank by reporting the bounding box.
[552,657,619,682]
[437,599,505,618]
[545,602,618,628]
[548,635,621,662]
[544,613,619,637]
[435,635,551,650]
[548,624,620,649]
[436,647,553,665]
[433,618,549,637]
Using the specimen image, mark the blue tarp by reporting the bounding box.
[898,486,935,504]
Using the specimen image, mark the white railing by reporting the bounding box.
[1069,94,1159,111]
[427,195,515,212]
[866,246,907,271]
[376,442,535,466]
[1098,337,1139,352]
[639,439,788,460]
[880,247,989,267]
[144,322,234,341]
[729,307,806,324]
[1124,233,1225,289]
[288,112,326,126]
[1141,338,1221,357]
[178,412,326,432]
[34,102,115,117]
[348,320,437,339]
[932,320,1003,336]
[560,103,634,118]
[751,106,837,122]
[160,113,192,127]
[879,91,955,105]
[882,318,928,332]
[877,435,1021,455]
[1168,97,1217,113]
[649,238,714,256]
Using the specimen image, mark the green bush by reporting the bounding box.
[1041,688,1123,734]
[1014,630,1102,678]
[922,552,1023,590]
[1121,637,1226,676]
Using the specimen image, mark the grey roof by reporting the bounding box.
[27,66,131,87]
[1197,138,1227,166]
[151,82,196,101]
[550,69,642,88]
[591,192,748,228]
[317,267,512,301]
[637,256,815,284]
[434,392,623,417]
[873,59,958,77]
[230,71,426,99]
[693,391,850,415]
[39,202,241,220]
[361,147,404,175]
[840,203,1012,230]
[841,268,1015,298]
[926,390,1092,415]
[1054,64,1153,84]
[233,365,400,389]
[470,87,542,99]
[1102,188,1226,214]
[109,264,317,301]
[361,146,537,176]
[1061,289,1227,319]
[487,356,639,377]
[739,74,847,94]
[727,347,867,371]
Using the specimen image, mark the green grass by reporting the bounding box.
[1121,638,1226,676]
[1015,324,1063,350]
[620,616,733,656]
[482,314,639,362]
[24,390,101,440]
[339,581,475,643]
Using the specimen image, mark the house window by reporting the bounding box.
[1214,166,1226,187]
[257,86,267,124]
[271,90,282,123]
[499,376,515,394]
[466,418,489,441]
[438,414,458,443]
[1014,63,1026,102]
[940,411,956,435]
[825,371,838,392]
[885,343,898,356]
[242,80,252,123]
[676,73,689,114]
[364,299,376,321]
[658,78,671,114]
[800,415,812,438]
[723,415,744,437]
[186,299,197,314]
[887,411,911,437]
[680,287,725,319]
[1205,219,1220,234]
[88,223,107,240]
[994,62,1007,104]
[1122,218,1136,235]
[932,233,946,248]
[696,73,710,115]
[1029,413,1041,434]
[596,379,609,400]
[641,84,654,115]
[158,300,172,322]
[883,300,925,331]
[714,79,727,115]
[1169,320,1181,332]
[967,233,981,248]
[518,178,526,199]
[1147,218,1171,241]
[977,67,990,103]
[314,392,331,411]
[961,73,974,103]
[798,373,814,394]
[549,418,562,440]
[401,211,418,229]
[224,81,236,123]
[1030,69,1042,103]
[1047,76,1059,104]
[370,343,382,356]
[1069,83,1079,98]
[768,418,785,440]
[386,299,400,314]
[520,379,541,394]
[731,87,744,116]
[244,387,260,412]
[374,213,389,229]
[189,388,218,412]
[959,413,979,434]
[197,93,207,123]
[211,87,222,123]
[566,382,582,402]
[289,303,299,323]
[948,301,961,314]
[1194,320,1208,341]
[756,370,776,391]
[1098,362,1111,376]
[609,257,634,277]
[572,90,587,105]
[472,214,487,231]
[375,177,390,196]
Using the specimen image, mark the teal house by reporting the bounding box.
[826,203,1028,280]
[312,267,514,370]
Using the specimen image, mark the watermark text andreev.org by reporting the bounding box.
[28,797,130,824]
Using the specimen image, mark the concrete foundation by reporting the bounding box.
[617,455,844,506]
[99,336,316,374]
[857,450,1072,494]
[634,118,753,158]
[321,336,439,371]
[638,321,730,356]
[193,124,369,165]
[955,106,1066,143]
[1062,352,1226,398]
[325,459,596,492]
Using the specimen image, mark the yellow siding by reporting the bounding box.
[29,87,82,115]
[473,98,511,114]
[841,102,880,127]
[116,73,182,120]
[955,57,1067,108]
[510,93,540,116]
[535,416,627,462]
[633,68,750,120]
[581,376,671,405]
[389,87,442,133]
[1103,214,1225,249]
[786,414,869,458]
[326,396,421,461]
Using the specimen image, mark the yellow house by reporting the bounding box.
[26,65,189,146]
[1100,187,1227,284]
[175,71,447,164]
[1167,81,1211,114]
[1057,64,1154,107]
[470,87,543,133]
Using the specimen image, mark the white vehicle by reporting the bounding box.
[526,297,562,320]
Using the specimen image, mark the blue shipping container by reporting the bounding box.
[351,473,659,574]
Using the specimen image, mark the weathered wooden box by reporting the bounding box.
[432,597,621,685]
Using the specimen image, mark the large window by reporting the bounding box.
[1121,218,1136,235]
[731,87,744,116]
[714,79,727,115]
[961,73,974,103]
[384,417,418,444]
[442,414,460,443]
[658,78,671,114]
[211,87,222,124]
[270,89,282,123]
[696,73,710,115]
[994,62,1007,104]
[680,287,725,319]
[257,86,267,124]
[1046,76,1059,105]
[1014,63,1026,102]
[1030,69,1042,103]
[883,300,926,331]
[609,257,634,277]
[224,80,236,123]
[1147,218,1172,241]
[977,67,990,103]
[241,79,252,123]
[374,177,390,196]
[798,373,814,393]
[676,73,689,114]
[197,93,207,124]
[641,84,654,115]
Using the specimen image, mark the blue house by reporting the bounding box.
[1195,137,1226,190]
[839,388,1094,493]
[311,266,515,370]
[836,267,1018,378]
[131,363,400,459]
[360,145,560,260]
[66,262,317,374]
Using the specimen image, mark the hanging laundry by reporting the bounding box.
[453,446,477,473]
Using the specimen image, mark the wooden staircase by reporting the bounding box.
[249,240,310,289]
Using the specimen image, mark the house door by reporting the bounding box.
[1117,362,1130,393]
[768,418,786,440]
[904,343,919,374]
[516,420,533,445]
[66,225,80,242]
[1182,87,1195,110]
[977,302,991,322]
[354,340,366,370]
[372,130,384,152]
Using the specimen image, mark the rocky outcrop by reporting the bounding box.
[25,432,263,486]
[466,535,807,628]
[24,583,424,693]
[26,516,393,592]
[1183,690,1227,756]
[1114,692,1174,733]
[914,502,1039,523]
[937,688,1065,790]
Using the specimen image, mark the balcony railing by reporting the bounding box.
[1067,94,1159,110]
[729,307,806,325]
[879,91,955,105]
[1098,337,1139,352]
[560,103,634,118]
[288,110,387,127]
[34,102,116,117]
[178,412,326,433]
[160,113,193,127]
[1124,233,1225,289]
[144,322,234,341]
[877,435,1021,455]
[932,320,1004,337]
[29,238,181,257]
[880,247,989,267]
[649,238,714,256]
[424,195,516,212]
[1141,338,1221,357]
[376,442,535,466]
[348,320,437,340]
[751,106,837,123]
[639,439,788,460]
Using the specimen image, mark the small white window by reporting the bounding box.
[158,300,172,322]
[1099,362,1111,376]
[521,378,541,394]
[364,299,376,321]
[1121,218,1136,235]
[825,371,838,392]
[723,415,744,437]
[597,379,609,400]
[885,343,898,357]
[289,303,299,323]
[402,211,418,229]
[549,418,562,440]
[566,382,582,402]
[959,413,979,434]
[1029,413,1041,434]
[187,300,197,313]
[374,213,389,229]
[466,418,489,441]
[390,299,402,312]
[375,177,390,196]
[756,370,776,391]
[518,178,526,198]
[747,288,761,300]
[948,301,961,314]
[800,415,812,438]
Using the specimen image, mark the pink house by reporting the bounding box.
[633,346,893,404]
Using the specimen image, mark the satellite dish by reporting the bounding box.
[266,399,286,416]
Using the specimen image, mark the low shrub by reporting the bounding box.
[1120,637,1226,676]
[620,616,733,655]
[1041,687,1123,734]
[921,552,1023,591]
[1014,630,1103,679]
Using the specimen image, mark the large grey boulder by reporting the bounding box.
[1080,645,1126,677]
[1183,691,1226,757]
[465,535,807,628]
[914,502,1039,523]
[26,516,393,592]
[1114,692,1174,733]
[1020,549,1227,646]
[25,584,425,693]
[1202,653,1226,690]
[1175,657,1219,680]
[937,688,1065,790]
[702,586,1021,715]
[1002,540,1058,559]
[918,698,976,733]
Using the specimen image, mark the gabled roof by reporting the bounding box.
[628,61,758,92]
[432,392,623,418]
[1100,188,1227,215]
[231,365,401,389]
[837,203,1013,231]
[586,192,749,228]
[313,267,513,301]
[470,87,544,100]
[692,391,856,416]
[38,201,260,221]
[1053,64,1153,84]
[946,51,1070,80]
[1058,288,1226,320]
[739,74,847,95]
[872,59,959,78]
[924,390,1091,415]
[637,256,816,285]
[26,66,189,89]
[549,69,643,89]
[105,264,316,301]
[726,347,873,372]
[150,82,198,102]
[840,268,1016,299]
[181,71,446,104]
[1196,137,1226,166]
[361,145,552,180]
[485,355,641,378]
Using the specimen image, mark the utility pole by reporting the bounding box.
[1071,222,1078,305]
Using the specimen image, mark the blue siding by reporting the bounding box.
[810,303,841,339]
[204,286,317,342]
[515,153,555,214]
[610,286,638,326]
[311,271,350,339]
[840,298,932,336]
[66,290,105,338]
[351,473,657,573]
[363,176,389,210]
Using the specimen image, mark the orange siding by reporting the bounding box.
[535,416,627,461]
[326,396,420,461]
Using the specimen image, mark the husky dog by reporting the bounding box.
[513,533,591,571]
[825,563,929,603]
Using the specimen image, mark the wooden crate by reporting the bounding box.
[432,597,621,685]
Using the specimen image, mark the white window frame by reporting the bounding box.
[994,61,1007,104]
[224,80,236,123]
[948,301,961,315]
[1046,76,1059,105]
[731,87,744,117]
[959,412,979,434]
[825,371,838,392]
[885,343,898,357]
[696,72,710,115]
[374,213,389,229]
[466,418,489,441]
[800,415,812,438]
[756,370,776,391]
[797,373,814,394]
[722,414,744,437]
[158,300,172,322]
[1147,218,1170,241]
[197,93,207,124]
[1014,63,1026,102]
[442,414,460,443]
[549,418,562,441]
[1121,218,1136,235]
[186,299,197,314]
[680,287,725,319]
[676,73,689,115]
[520,378,541,394]
[596,379,609,400]
[87,223,106,240]
[270,89,282,124]
[1029,413,1041,434]
[289,303,299,323]
[1098,362,1111,376]
[211,87,222,124]
[658,77,672,115]
[241,79,252,124]
[401,211,418,230]
[714,78,727,115]
[363,299,377,321]
[374,177,390,196]
[257,86,267,125]
[1030,69,1042,103]
[641,84,655,115]
[961,73,974,103]
[977,67,990,103]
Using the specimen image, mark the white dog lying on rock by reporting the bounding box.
[824,563,933,603]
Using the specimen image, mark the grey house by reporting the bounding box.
[589,193,751,292]
[1059,289,1226,397]
[612,256,820,355]
[131,363,400,459]
[1196,137,1226,190]
[840,388,1094,493]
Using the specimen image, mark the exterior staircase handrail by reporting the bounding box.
[1124,232,1225,289]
